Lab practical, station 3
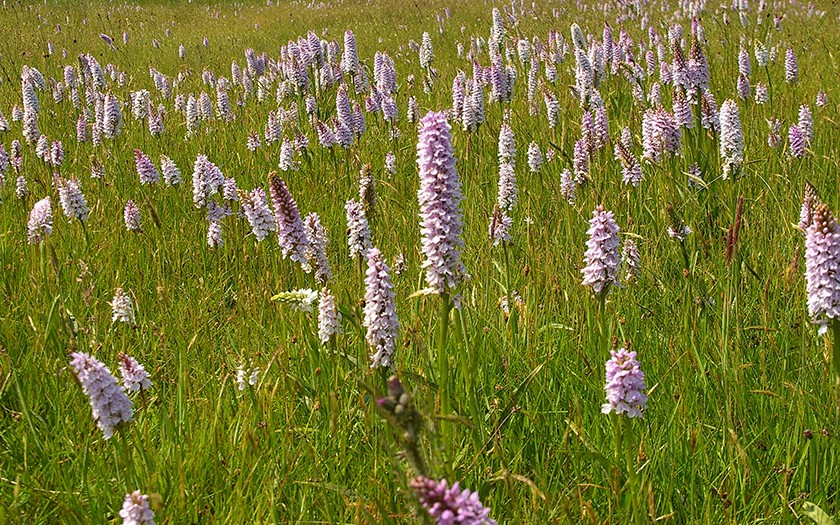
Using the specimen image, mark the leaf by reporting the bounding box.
[802,502,836,525]
[538,322,574,333]
[407,287,437,299]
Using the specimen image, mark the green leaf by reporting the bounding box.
[407,287,437,299]
[802,502,836,525]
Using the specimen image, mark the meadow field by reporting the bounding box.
[0,0,839,522]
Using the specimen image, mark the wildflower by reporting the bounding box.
[667,204,692,241]
[28,197,53,244]
[614,140,642,187]
[385,151,397,175]
[118,353,152,393]
[10,140,22,172]
[642,108,681,162]
[239,187,275,242]
[135,150,160,185]
[574,48,594,106]
[236,364,259,390]
[344,199,371,260]
[805,204,840,334]
[267,172,309,264]
[131,90,149,120]
[350,101,365,136]
[56,177,90,221]
[489,204,512,246]
[206,219,223,247]
[527,142,542,173]
[264,111,280,145]
[496,162,518,212]
[798,105,813,145]
[498,123,516,165]
[359,164,377,222]
[0,145,7,178]
[417,111,468,298]
[785,47,798,84]
[498,290,524,318]
[816,91,827,108]
[185,95,199,135]
[755,83,768,104]
[216,84,231,121]
[303,213,332,284]
[192,154,225,208]
[471,80,486,126]
[102,92,122,138]
[581,205,621,296]
[736,73,750,100]
[197,92,213,120]
[160,156,182,186]
[271,288,319,312]
[342,30,359,75]
[315,120,336,148]
[294,130,309,152]
[111,288,136,324]
[22,108,39,144]
[364,248,399,368]
[410,477,497,525]
[330,83,350,126]
[100,33,116,50]
[687,163,704,189]
[601,348,648,418]
[407,96,419,124]
[50,141,64,167]
[16,176,29,200]
[76,115,88,142]
[671,39,688,90]
[672,88,693,129]
[247,130,262,151]
[739,44,751,77]
[36,135,50,161]
[719,99,744,179]
[22,77,40,115]
[789,124,806,158]
[124,200,142,232]
[700,90,720,133]
[623,239,641,281]
[799,184,817,234]
[594,105,610,148]
[317,288,341,344]
[377,376,426,472]
[119,490,155,525]
[380,96,398,125]
[754,40,769,67]
[767,118,782,149]
[278,138,297,172]
[573,138,589,183]
[69,352,133,439]
[560,168,576,204]
[419,32,434,69]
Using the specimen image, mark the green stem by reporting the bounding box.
[597,292,607,353]
[613,415,623,514]
[81,220,90,251]
[437,292,451,417]
[832,320,840,410]
[765,64,774,116]
[622,417,642,525]
[503,242,517,340]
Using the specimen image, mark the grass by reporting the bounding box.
[0,0,839,522]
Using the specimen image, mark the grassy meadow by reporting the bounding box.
[0,0,839,522]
